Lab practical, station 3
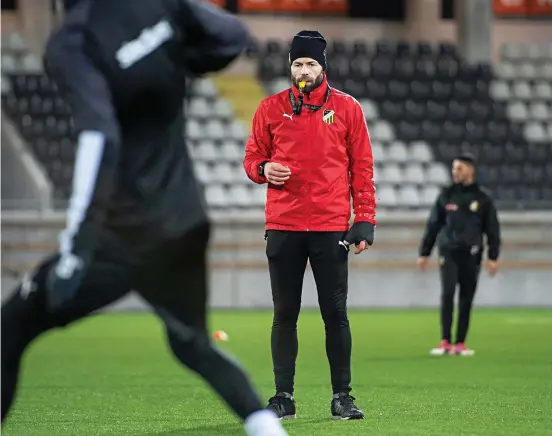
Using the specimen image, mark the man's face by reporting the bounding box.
[452,160,474,184]
[290,57,324,92]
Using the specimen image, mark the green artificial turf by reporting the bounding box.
[3,309,552,435]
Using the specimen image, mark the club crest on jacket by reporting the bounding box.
[323,109,335,124]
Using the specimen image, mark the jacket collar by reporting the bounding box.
[291,74,329,107]
[454,182,478,191]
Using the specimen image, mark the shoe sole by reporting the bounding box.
[332,415,364,420]
[279,414,296,420]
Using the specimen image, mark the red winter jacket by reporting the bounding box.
[243,76,376,231]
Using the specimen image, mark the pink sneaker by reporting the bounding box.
[430,340,453,356]
[452,343,475,356]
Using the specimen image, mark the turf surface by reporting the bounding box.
[3,309,552,435]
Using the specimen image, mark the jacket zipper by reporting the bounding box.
[306,112,313,232]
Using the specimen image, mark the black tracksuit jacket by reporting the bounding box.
[419,183,501,261]
[43,0,250,255]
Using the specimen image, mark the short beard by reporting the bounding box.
[291,72,324,93]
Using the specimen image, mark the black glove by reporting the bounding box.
[45,222,98,312]
[46,251,91,311]
[342,222,375,247]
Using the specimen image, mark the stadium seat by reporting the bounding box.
[220,140,243,162]
[376,185,397,208]
[205,184,229,208]
[380,164,403,184]
[386,141,408,163]
[396,185,420,208]
[409,141,433,163]
[420,185,440,207]
[404,163,425,185]
[195,140,218,161]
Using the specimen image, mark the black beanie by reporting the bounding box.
[289,30,327,71]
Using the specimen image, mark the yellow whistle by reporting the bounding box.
[299,81,306,90]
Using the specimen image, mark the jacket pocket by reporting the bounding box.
[266,184,284,221]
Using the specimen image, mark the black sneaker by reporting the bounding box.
[331,393,364,420]
[266,392,296,420]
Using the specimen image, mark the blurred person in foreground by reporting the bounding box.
[243,30,376,420]
[0,1,289,434]
[417,154,501,356]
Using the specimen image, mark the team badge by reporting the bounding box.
[323,109,335,124]
[469,201,479,212]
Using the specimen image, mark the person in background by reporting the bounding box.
[418,154,501,356]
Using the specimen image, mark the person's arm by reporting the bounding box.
[483,197,501,261]
[347,99,376,225]
[44,32,120,258]
[418,192,447,257]
[341,99,376,252]
[243,101,272,184]
[176,0,251,76]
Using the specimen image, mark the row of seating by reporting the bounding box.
[258,57,494,81]
[250,40,552,62]
[497,62,552,80]
[16,88,545,128]
[15,114,75,140]
[477,165,552,185]
[193,160,450,186]
[266,77,500,104]
[501,44,552,61]
[186,119,249,142]
[189,140,552,167]
[348,79,552,102]
[204,183,445,209]
[490,80,552,101]
[492,188,552,208]
[375,100,508,122]
[506,101,552,121]
[190,139,436,163]
[248,40,462,59]
[33,136,551,170]
[368,119,526,143]
[1,53,42,74]
[3,95,71,116]
[315,79,499,102]
[263,73,552,103]
[46,178,552,212]
[185,97,234,120]
[4,73,57,95]
[436,141,552,163]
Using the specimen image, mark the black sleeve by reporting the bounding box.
[176,0,251,76]
[483,198,501,261]
[418,191,446,257]
[44,31,121,255]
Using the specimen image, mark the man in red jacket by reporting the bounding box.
[243,30,376,421]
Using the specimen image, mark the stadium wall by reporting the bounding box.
[2,211,552,310]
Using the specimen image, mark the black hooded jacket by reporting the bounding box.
[418,183,501,261]
[44,0,250,255]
